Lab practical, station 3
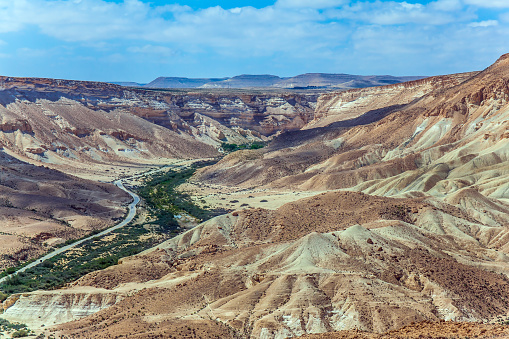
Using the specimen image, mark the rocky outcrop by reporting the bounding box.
[309,72,477,129]
[2,289,124,328]
[0,119,33,133]
[0,76,322,167]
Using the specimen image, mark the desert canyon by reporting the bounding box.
[0,55,507,338]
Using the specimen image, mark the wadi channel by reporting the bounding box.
[0,57,508,338]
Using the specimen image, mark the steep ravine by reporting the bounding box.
[3,64,509,338]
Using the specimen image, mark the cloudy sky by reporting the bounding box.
[0,0,508,82]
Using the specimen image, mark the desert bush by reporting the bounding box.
[220,142,266,153]
[11,329,29,337]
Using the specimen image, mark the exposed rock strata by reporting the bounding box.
[2,289,123,327]
[0,151,130,268]
[3,56,509,339]
[37,188,509,338]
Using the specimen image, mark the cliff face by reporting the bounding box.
[308,72,477,129]
[140,91,319,137]
[0,77,319,169]
[0,77,318,138]
[2,289,123,328]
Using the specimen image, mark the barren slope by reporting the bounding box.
[8,187,505,338]
[0,151,130,268]
[0,76,321,178]
[195,56,509,202]
[307,71,476,129]
[3,56,509,339]
[0,77,219,178]
[299,321,509,338]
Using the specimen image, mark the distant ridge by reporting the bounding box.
[143,77,228,89]
[116,73,427,89]
[110,81,146,87]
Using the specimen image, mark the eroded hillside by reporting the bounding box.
[0,77,321,180]
[195,56,508,200]
[0,151,130,269]
[18,188,509,338]
[2,56,509,338]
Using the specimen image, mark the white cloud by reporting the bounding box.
[155,4,192,14]
[0,0,507,78]
[330,1,470,25]
[469,20,499,27]
[339,20,509,75]
[128,45,176,57]
[275,0,348,9]
[430,0,462,11]
[463,0,509,8]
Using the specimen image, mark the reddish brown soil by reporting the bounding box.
[230,191,459,243]
[300,321,509,338]
[57,270,245,338]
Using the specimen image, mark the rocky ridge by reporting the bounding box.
[0,76,322,172]
[2,56,509,338]
[143,73,425,89]
[0,71,470,175]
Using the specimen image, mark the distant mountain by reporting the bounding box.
[274,73,425,89]
[135,73,427,89]
[110,81,146,87]
[144,77,228,88]
[201,74,283,88]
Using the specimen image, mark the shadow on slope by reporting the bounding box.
[269,104,407,150]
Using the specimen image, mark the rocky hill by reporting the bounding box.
[2,56,509,338]
[0,76,322,178]
[0,151,130,269]
[12,187,507,337]
[143,73,425,89]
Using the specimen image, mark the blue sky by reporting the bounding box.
[0,0,508,82]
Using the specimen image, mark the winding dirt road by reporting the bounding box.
[0,158,204,284]
[0,180,140,284]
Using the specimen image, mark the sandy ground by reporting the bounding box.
[3,147,190,182]
[179,180,326,211]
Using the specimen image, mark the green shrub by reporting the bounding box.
[220,142,266,153]
[12,329,29,337]
[0,163,225,295]
[137,167,224,229]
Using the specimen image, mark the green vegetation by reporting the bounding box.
[0,221,170,294]
[220,141,266,153]
[0,161,223,295]
[0,291,8,302]
[138,161,224,230]
[11,329,30,337]
[0,258,38,278]
[0,319,30,335]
